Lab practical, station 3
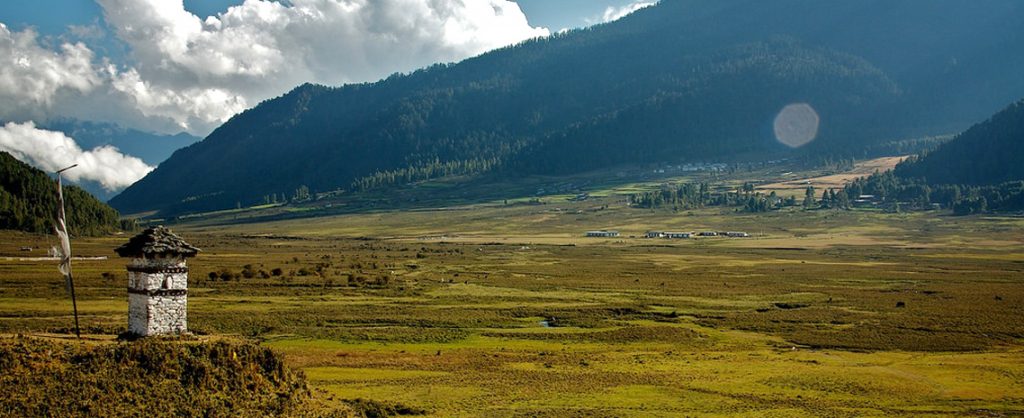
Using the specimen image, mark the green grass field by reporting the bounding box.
[1,160,1023,416]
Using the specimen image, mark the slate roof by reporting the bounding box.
[115,226,200,258]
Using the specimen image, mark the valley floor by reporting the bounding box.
[1,158,1022,416]
[1,207,1023,416]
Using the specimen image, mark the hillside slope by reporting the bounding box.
[896,99,1024,185]
[0,151,124,235]
[111,0,1024,216]
[0,338,339,417]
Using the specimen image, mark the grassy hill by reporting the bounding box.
[0,337,326,417]
[0,151,127,235]
[0,337,429,417]
[110,0,1024,216]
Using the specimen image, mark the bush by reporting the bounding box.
[345,398,427,418]
[218,269,237,281]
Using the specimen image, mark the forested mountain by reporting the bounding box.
[111,0,1024,216]
[0,152,126,235]
[837,99,1024,215]
[896,99,1024,185]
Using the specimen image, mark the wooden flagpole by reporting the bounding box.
[56,164,80,339]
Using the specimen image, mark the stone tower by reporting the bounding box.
[116,226,200,337]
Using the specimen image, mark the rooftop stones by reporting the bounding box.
[115,226,200,259]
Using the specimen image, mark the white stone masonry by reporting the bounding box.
[127,256,188,336]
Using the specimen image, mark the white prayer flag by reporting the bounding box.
[54,175,72,285]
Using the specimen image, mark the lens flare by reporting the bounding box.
[774,103,820,148]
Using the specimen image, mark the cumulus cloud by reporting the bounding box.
[592,1,658,24]
[0,0,550,137]
[0,121,154,191]
[96,0,547,133]
[106,65,249,132]
[0,24,102,121]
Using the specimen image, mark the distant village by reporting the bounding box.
[585,230,750,239]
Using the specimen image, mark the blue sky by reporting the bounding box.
[1,1,104,34]
[0,0,640,35]
[181,1,636,30]
[0,0,655,191]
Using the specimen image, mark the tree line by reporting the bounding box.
[843,171,1024,215]
[351,156,505,192]
[0,152,130,235]
[628,182,802,213]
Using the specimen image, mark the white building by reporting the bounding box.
[586,230,620,238]
[665,232,692,239]
[116,226,200,337]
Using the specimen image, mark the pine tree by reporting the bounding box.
[803,186,816,208]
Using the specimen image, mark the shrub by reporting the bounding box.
[345,398,427,417]
[218,269,237,281]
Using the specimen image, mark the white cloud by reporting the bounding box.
[590,1,658,25]
[0,0,550,137]
[0,121,154,191]
[67,23,106,41]
[0,24,102,121]
[99,0,547,134]
[106,65,249,132]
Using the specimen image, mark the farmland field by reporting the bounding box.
[2,162,1023,416]
[756,156,907,197]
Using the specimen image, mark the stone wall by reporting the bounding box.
[128,293,188,336]
[128,258,187,290]
[128,270,187,291]
[127,256,189,336]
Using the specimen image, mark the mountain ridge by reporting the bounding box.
[110,0,1024,216]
